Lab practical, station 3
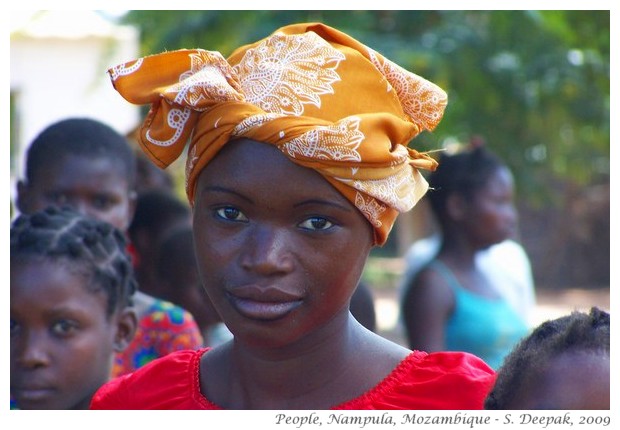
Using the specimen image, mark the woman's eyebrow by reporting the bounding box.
[293,199,352,212]
[200,185,254,204]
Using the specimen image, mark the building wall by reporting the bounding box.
[10,11,140,202]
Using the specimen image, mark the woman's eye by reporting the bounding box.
[51,320,78,337]
[215,207,248,222]
[299,216,333,231]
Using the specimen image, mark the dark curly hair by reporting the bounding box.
[11,206,137,316]
[24,117,136,188]
[425,145,505,223]
[484,307,610,409]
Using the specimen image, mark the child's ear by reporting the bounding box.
[127,190,138,223]
[120,190,138,234]
[113,308,138,352]
[16,180,35,214]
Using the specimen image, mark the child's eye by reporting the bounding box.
[47,192,69,205]
[51,320,78,337]
[298,216,334,231]
[215,207,248,222]
[92,195,112,209]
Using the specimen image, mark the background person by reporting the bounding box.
[127,189,193,299]
[400,229,536,325]
[401,143,531,369]
[157,225,232,347]
[11,207,138,409]
[15,117,204,377]
[484,307,610,410]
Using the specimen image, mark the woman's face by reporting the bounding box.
[192,139,374,349]
[10,260,119,410]
[463,166,518,248]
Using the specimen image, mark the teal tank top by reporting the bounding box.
[429,260,530,370]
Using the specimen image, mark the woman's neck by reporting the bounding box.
[203,311,404,409]
[438,234,501,298]
[438,235,478,269]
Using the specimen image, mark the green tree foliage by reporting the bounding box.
[122,10,609,207]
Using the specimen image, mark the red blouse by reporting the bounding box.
[92,348,495,410]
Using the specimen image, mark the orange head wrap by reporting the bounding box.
[108,22,447,245]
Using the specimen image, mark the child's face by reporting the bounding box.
[509,351,610,410]
[18,154,136,232]
[192,139,374,349]
[10,260,120,409]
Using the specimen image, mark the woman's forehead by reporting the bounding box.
[197,139,346,200]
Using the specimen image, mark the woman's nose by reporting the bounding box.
[240,225,294,275]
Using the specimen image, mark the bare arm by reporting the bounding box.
[401,265,454,352]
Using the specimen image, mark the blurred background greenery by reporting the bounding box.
[123,10,609,205]
[119,10,609,290]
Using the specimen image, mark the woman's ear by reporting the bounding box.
[445,193,467,222]
[113,308,138,352]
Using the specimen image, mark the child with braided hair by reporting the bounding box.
[15,117,204,376]
[484,307,610,410]
[10,206,138,409]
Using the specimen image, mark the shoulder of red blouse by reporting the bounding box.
[91,348,214,410]
[92,349,495,410]
[333,350,496,410]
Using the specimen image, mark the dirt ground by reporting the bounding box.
[373,286,610,347]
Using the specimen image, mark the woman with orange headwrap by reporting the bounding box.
[91,22,495,410]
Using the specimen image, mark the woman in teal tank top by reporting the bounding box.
[401,143,531,370]
[428,260,528,369]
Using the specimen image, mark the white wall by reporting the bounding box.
[10,11,140,185]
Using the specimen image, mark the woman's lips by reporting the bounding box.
[227,285,303,321]
[229,296,302,320]
[13,386,55,404]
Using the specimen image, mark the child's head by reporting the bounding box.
[128,190,191,262]
[16,117,137,232]
[10,206,138,409]
[426,144,518,247]
[134,150,176,193]
[484,307,610,410]
[127,190,191,292]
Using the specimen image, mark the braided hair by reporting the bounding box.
[11,206,137,317]
[484,307,610,409]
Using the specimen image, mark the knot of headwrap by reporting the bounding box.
[108,22,447,245]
